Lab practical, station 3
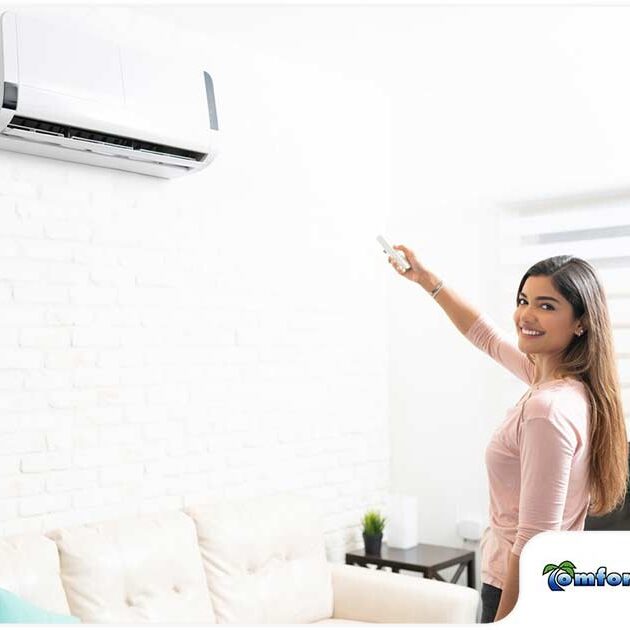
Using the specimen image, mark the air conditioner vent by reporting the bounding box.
[6,115,207,162]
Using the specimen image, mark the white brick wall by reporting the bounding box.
[0,6,390,562]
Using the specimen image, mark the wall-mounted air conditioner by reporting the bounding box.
[0,10,219,178]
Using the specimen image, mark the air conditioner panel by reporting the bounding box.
[16,12,125,106]
[120,44,212,141]
[1,11,18,84]
[0,10,219,179]
[16,84,212,155]
[13,11,212,151]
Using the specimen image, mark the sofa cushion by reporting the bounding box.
[47,510,216,623]
[0,587,80,624]
[186,494,333,624]
[0,534,75,619]
[330,563,480,624]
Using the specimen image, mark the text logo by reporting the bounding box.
[543,561,630,591]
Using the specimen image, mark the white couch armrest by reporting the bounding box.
[330,563,479,624]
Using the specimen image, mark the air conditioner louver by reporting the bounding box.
[4,115,208,163]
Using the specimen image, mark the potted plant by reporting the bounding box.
[361,509,386,555]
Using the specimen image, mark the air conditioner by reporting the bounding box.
[0,10,219,178]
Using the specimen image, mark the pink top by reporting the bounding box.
[465,313,591,590]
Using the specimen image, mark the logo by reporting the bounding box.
[543,561,630,591]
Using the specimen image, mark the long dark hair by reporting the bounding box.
[517,255,628,516]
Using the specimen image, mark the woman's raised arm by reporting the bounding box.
[389,243,534,384]
[389,243,480,336]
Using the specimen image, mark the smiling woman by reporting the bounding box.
[513,256,628,515]
[514,275,586,375]
[387,246,629,624]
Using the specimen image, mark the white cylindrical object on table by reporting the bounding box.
[386,494,419,549]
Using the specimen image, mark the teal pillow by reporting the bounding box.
[0,587,81,624]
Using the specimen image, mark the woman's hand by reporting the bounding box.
[388,244,429,286]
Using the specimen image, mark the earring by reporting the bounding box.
[576,330,584,336]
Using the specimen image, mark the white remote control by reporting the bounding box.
[377,235,411,271]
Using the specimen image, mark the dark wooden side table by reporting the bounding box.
[346,542,476,589]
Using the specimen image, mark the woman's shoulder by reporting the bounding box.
[520,380,589,450]
[525,378,590,423]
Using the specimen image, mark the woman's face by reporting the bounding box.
[513,275,583,357]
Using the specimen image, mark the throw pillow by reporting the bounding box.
[0,587,81,623]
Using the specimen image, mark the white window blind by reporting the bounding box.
[497,196,630,434]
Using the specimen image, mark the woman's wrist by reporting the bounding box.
[418,270,441,294]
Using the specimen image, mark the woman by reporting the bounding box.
[388,244,628,623]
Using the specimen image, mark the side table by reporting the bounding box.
[345,542,476,589]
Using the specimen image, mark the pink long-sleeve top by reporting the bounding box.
[465,313,591,590]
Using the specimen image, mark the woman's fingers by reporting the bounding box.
[394,244,416,268]
[390,259,407,275]
[394,244,411,259]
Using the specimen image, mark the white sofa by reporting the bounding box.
[0,494,480,624]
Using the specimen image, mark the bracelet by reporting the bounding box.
[430,279,444,299]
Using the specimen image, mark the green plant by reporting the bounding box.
[361,509,386,535]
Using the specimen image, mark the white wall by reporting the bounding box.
[0,5,392,562]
